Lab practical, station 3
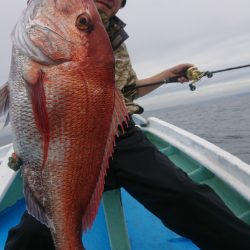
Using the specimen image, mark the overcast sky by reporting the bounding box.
[1,0,250,110]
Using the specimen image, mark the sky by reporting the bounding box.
[0,0,250,110]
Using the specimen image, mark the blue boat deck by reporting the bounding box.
[0,189,199,250]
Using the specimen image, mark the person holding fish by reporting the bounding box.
[3,0,250,249]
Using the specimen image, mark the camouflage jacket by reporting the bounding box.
[104,15,143,115]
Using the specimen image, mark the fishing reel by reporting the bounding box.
[186,67,207,91]
[186,63,250,91]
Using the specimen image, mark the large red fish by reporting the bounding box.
[0,0,128,249]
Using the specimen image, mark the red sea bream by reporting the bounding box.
[0,0,128,249]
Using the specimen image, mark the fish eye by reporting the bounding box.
[76,14,93,32]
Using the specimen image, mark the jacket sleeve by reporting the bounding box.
[114,44,143,114]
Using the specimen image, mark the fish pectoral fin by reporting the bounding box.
[0,83,10,127]
[25,69,49,134]
[26,69,50,168]
[28,25,72,63]
[22,60,42,86]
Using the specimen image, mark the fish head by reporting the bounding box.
[12,0,114,66]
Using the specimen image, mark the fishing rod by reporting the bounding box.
[123,64,250,92]
[189,64,250,91]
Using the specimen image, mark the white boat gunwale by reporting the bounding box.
[140,117,250,203]
[0,145,17,204]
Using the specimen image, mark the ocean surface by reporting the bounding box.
[0,92,249,164]
[143,92,250,164]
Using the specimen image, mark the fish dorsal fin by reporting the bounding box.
[0,83,10,127]
[82,87,128,231]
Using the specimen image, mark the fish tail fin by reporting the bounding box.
[0,83,10,127]
[82,87,129,231]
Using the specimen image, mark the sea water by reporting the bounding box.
[143,92,250,164]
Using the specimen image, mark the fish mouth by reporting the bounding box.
[95,0,112,9]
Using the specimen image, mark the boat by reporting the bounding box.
[1,115,250,250]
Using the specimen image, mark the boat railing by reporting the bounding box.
[0,143,13,164]
[140,117,250,203]
[0,144,17,205]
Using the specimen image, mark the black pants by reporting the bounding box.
[5,126,250,250]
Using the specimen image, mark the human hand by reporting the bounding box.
[168,63,194,83]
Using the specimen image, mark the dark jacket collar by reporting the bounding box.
[106,16,129,51]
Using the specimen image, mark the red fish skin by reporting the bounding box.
[9,0,128,249]
[22,48,119,250]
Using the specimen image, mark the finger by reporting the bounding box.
[178,76,189,83]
